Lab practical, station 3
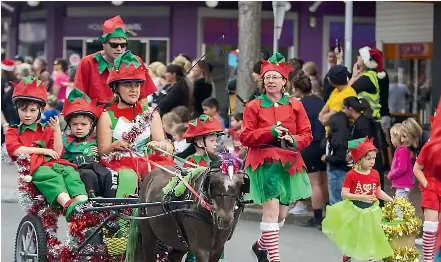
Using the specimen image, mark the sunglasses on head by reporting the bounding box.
[108,42,128,48]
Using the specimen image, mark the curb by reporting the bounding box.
[1,188,18,203]
[240,207,313,225]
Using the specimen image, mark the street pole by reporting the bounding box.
[344,1,353,69]
[272,1,290,54]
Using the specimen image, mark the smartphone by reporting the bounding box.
[336,39,341,53]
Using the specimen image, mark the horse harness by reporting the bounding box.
[159,161,250,249]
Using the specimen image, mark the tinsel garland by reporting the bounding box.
[381,197,422,262]
[382,246,420,262]
[1,143,12,163]
[102,151,132,163]
[15,154,126,261]
[121,110,155,144]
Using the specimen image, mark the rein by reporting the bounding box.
[128,150,213,211]
[150,146,199,168]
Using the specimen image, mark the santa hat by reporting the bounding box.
[98,15,128,43]
[63,89,104,124]
[11,76,47,107]
[349,137,378,163]
[1,59,15,71]
[359,46,386,79]
[260,52,293,79]
[183,115,223,141]
[107,50,147,86]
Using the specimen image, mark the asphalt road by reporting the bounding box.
[2,202,347,262]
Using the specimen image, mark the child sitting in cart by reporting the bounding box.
[5,76,88,221]
[182,114,226,261]
[61,89,119,198]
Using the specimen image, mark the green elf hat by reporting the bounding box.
[348,138,366,149]
[98,15,128,43]
[260,52,293,79]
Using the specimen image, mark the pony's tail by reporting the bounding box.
[126,208,140,262]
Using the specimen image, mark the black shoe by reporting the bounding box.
[251,242,269,262]
[300,218,322,229]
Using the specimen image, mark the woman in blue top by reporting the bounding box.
[290,70,328,228]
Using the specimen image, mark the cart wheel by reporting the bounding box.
[14,214,48,262]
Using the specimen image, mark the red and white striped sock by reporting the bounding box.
[342,255,351,262]
[423,221,438,262]
[263,230,280,262]
[256,233,266,250]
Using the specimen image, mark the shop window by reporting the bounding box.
[18,22,46,59]
[64,39,83,60]
[85,39,102,56]
[147,39,168,65]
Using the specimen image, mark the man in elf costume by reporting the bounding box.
[415,97,441,262]
[5,76,88,221]
[61,89,121,198]
[74,15,156,105]
[182,114,226,261]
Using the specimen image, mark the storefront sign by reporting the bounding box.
[384,42,433,60]
[87,23,143,32]
[69,53,81,66]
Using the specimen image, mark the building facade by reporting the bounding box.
[1,1,376,75]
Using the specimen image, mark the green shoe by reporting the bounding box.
[65,200,87,221]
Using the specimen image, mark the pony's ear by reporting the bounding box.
[207,151,220,162]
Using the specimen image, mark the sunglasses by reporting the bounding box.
[108,42,128,48]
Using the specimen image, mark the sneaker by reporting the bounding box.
[288,202,307,215]
[251,242,269,262]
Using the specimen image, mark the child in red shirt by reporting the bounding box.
[5,76,88,221]
[322,137,394,262]
[414,98,441,262]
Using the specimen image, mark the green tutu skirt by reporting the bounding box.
[322,199,394,260]
[244,161,312,205]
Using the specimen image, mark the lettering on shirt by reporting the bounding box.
[354,180,377,195]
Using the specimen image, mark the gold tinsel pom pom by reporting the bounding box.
[381,197,423,262]
[383,246,420,262]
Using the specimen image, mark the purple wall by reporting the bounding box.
[297,1,375,74]
[169,3,198,60]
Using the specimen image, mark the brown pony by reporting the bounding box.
[132,152,249,262]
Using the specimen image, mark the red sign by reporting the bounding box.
[399,43,431,56]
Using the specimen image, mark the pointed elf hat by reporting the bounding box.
[107,50,146,86]
[349,136,378,163]
[260,52,294,79]
[1,59,15,71]
[183,115,223,140]
[63,89,104,123]
[98,15,128,43]
[11,76,47,107]
[359,46,386,79]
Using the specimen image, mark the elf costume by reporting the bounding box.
[181,114,225,261]
[240,53,312,262]
[5,76,87,221]
[419,97,441,262]
[322,137,394,261]
[62,89,121,198]
[74,15,156,105]
[100,50,174,196]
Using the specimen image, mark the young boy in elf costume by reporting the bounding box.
[61,89,118,198]
[5,76,88,221]
[414,98,441,262]
[182,114,226,262]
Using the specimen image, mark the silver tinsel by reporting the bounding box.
[101,151,132,162]
[121,109,155,144]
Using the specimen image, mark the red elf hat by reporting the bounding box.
[107,50,147,86]
[98,15,128,43]
[260,52,293,79]
[183,115,223,140]
[11,76,47,107]
[63,89,104,124]
[349,136,378,163]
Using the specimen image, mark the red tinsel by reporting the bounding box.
[121,110,155,144]
[220,160,239,175]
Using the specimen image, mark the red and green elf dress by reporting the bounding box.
[99,51,174,187]
[74,15,156,105]
[6,76,87,220]
[239,53,313,205]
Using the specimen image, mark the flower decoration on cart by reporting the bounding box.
[381,197,422,262]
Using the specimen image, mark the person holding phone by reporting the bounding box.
[74,15,156,106]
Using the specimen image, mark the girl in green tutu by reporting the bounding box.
[240,53,313,262]
[322,137,394,262]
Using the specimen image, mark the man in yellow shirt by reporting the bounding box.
[319,65,357,128]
